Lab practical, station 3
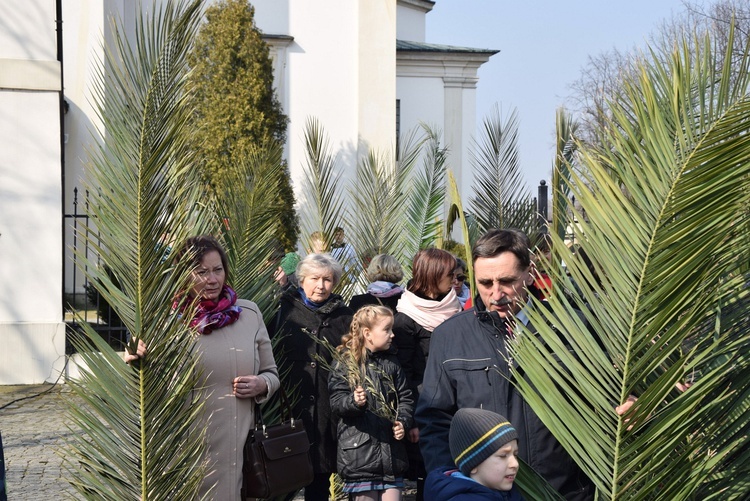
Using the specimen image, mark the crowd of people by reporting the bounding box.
[126,227,596,501]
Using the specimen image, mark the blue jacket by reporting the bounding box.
[424,467,524,500]
[0,432,6,501]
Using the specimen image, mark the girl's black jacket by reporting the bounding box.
[328,348,415,483]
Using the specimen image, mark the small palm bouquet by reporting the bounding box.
[306,330,399,422]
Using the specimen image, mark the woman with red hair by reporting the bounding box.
[393,248,462,500]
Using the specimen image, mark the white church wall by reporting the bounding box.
[0,0,65,383]
[398,76,445,136]
[0,91,62,323]
[356,0,397,160]
[253,0,397,202]
[61,1,108,296]
[396,0,429,42]
[0,0,57,61]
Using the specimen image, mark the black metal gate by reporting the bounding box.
[63,187,128,352]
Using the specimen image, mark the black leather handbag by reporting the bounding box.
[241,385,313,499]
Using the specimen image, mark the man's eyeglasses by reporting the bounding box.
[453,274,467,282]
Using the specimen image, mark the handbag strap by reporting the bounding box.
[254,383,297,438]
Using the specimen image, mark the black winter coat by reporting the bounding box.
[416,297,594,501]
[328,349,414,483]
[268,287,353,474]
[349,292,402,313]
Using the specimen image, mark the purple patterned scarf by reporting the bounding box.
[175,285,242,334]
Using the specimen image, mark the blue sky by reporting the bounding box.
[427,0,687,189]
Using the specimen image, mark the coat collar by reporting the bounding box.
[284,286,346,314]
[473,296,532,338]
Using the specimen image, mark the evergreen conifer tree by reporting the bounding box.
[188,0,298,250]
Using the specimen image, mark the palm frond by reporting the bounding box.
[515,459,565,501]
[400,123,447,261]
[510,26,750,499]
[468,105,536,239]
[217,140,285,320]
[63,1,212,499]
[551,107,579,245]
[347,127,427,287]
[299,117,346,253]
[446,172,475,303]
[347,149,402,289]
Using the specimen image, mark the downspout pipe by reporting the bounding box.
[56,0,66,324]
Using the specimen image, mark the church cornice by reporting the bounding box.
[262,34,294,47]
[397,39,498,55]
[397,0,435,14]
[397,45,495,87]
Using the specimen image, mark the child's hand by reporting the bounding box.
[273,266,288,287]
[354,386,367,407]
[393,421,405,441]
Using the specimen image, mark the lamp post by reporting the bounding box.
[538,180,548,231]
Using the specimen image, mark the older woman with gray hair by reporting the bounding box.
[268,253,353,500]
[349,253,405,313]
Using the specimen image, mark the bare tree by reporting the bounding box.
[567,0,750,144]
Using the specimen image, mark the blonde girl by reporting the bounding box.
[328,305,415,501]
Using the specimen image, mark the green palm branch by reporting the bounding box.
[509,27,750,500]
[347,128,427,287]
[551,107,579,246]
[468,105,537,241]
[217,140,286,320]
[299,117,346,253]
[447,171,476,302]
[298,121,449,289]
[400,124,448,262]
[63,1,214,499]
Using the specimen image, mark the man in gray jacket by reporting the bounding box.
[415,228,593,500]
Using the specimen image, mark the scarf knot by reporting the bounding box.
[175,285,242,334]
[396,288,461,331]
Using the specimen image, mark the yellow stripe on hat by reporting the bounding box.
[454,421,511,463]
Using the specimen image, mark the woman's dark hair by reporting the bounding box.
[408,248,457,298]
[454,256,467,271]
[472,228,531,270]
[175,235,230,282]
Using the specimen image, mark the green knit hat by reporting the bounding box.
[280,252,301,276]
[449,408,518,475]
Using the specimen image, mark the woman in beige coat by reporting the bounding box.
[128,235,280,499]
[184,235,280,500]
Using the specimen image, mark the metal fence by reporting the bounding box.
[63,187,128,352]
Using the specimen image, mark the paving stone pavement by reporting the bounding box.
[0,385,77,500]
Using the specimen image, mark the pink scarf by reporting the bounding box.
[396,288,461,332]
[174,285,242,334]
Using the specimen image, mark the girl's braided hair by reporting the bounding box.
[337,305,393,369]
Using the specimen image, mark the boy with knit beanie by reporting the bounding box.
[424,408,525,500]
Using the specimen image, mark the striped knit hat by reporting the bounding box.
[449,408,518,475]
